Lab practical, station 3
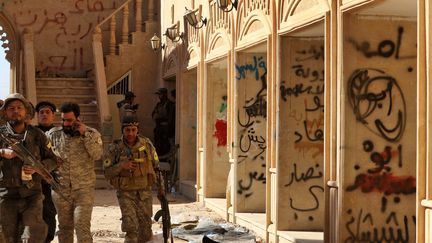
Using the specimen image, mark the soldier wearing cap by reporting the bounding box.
[117,91,139,124]
[46,102,103,243]
[0,93,58,242]
[35,101,58,243]
[151,88,175,156]
[104,115,160,242]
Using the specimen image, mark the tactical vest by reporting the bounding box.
[110,138,157,191]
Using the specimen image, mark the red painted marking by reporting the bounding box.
[213,119,227,147]
[347,172,416,195]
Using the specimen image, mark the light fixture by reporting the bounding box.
[217,0,238,12]
[164,21,183,42]
[150,33,165,51]
[184,5,207,29]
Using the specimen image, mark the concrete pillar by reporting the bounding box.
[122,4,130,44]
[22,28,36,105]
[148,0,155,21]
[109,17,116,55]
[92,27,111,128]
[135,0,143,32]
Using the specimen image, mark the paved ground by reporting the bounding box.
[50,189,237,243]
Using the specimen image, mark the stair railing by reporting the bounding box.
[93,0,143,134]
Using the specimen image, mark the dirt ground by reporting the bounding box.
[50,189,241,243]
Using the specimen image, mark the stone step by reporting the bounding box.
[36,86,96,96]
[37,94,98,105]
[36,78,94,88]
[53,111,98,121]
[74,104,98,113]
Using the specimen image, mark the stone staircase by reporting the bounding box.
[36,77,100,131]
[35,77,109,187]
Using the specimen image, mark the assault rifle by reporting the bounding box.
[0,133,68,201]
[154,169,173,243]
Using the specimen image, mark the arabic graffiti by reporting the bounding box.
[285,163,324,214]
[280,40,325,224]
[236,55,267,198]
[347,27,415,60]
[235,55,267,81]
[343,21,417,242]
[344,209,412,243]
[346,140,416,212]
[10,0,121,74]
[237,171,266,198]
[347,68,407,143]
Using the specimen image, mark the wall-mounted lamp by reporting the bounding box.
[184,5,207,29]
[150,33,165,51]
[165,21,183,42]
[217,0,238,12]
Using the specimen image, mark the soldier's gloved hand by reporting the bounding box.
[1,148,16,159]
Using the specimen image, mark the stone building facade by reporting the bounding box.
[0,0,431,242]
[158,0,428,242]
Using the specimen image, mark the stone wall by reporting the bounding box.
[279,37,325,230]
[236,50,267,212]
[4,0,127,77]
[341,15,417,242]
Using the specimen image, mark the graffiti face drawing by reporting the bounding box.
[347,68,406,142]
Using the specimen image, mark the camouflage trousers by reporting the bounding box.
[117,190,153,243]
[52,187,94,243]
[0,193,47,243]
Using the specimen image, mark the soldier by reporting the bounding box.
[0,93,58,242]
[117,91,139,124]
[46,102,103,243]
[151,88,175,156]
[104,115,160,243]
[35,101,58,243]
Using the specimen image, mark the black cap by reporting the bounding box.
[125,91,136,99]
[155,88,168,95]
[35,101,56,112]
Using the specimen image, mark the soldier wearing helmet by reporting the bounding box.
[104,115,160,242]
[117,91,139,124]
[0,93,58,242]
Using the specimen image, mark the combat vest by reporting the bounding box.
[109,137,157,191]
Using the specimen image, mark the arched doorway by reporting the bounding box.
[0,13,18,99]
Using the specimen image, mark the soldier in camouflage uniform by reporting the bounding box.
[0,93,58,242]
[104,115,160,243]
[46,102,103,243]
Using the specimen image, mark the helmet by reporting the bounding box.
[121,115,139,128]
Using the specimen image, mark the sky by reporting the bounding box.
[0,50,10,100]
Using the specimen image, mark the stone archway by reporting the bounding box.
[0,12,19,94]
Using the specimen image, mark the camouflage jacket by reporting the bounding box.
[0,123,58,198]
[46,126,103,190]
[104,136,159,191]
